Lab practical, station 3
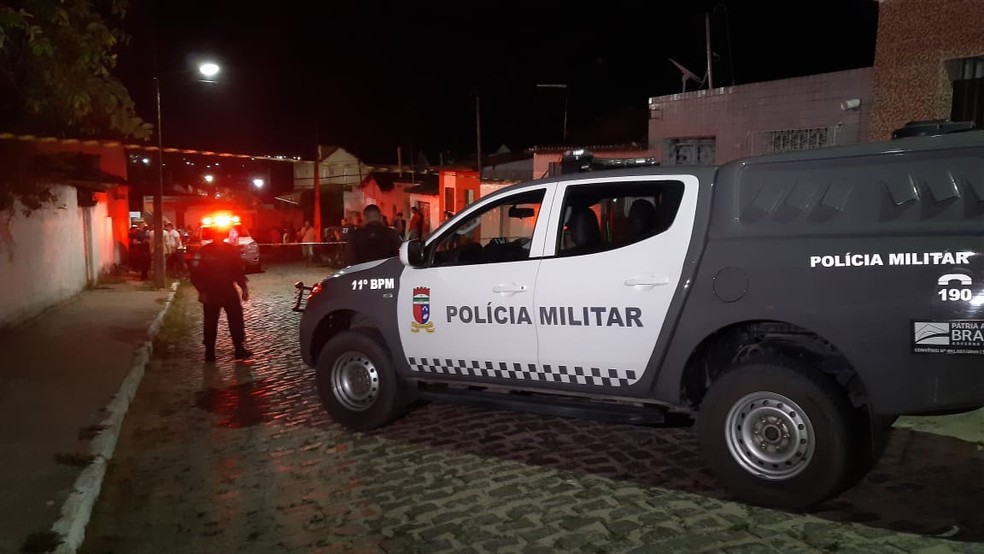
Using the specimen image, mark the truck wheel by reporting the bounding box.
[697,357,855,510]
[315,329,405,431]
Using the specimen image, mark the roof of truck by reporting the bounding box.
[727,128,984,170]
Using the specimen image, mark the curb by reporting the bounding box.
[50,280,181,554]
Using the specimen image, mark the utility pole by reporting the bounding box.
[536,84,569,143]
[313,144,321,241]
[475,95,482,175]
[714,3,736,86]
[562,90,569,143]
[705,12,714,90]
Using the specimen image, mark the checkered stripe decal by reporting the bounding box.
[407,357,640,387]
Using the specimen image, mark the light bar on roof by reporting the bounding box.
[201,213,240,227]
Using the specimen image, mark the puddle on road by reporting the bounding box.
[196,379,275,428]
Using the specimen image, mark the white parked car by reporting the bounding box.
[194,213,261,273]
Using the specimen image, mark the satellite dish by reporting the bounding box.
[669,58,706,93]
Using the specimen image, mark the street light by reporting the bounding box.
[152,60,221,289]
[199,62,220,81]
[536,83,568,143]
[252,178,265,188]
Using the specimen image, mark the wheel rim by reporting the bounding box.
[330,350,380,412]
[724,391,815,480]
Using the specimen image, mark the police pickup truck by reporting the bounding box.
[294,121,984,509]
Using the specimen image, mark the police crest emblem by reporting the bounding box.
[411,287,435,333]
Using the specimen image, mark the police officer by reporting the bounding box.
[344,204,404,266]
[189,227,251,362]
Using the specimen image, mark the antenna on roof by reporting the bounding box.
[669,58,705,93]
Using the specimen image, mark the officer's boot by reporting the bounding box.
[233,345,252,360]
[205,345,216,363]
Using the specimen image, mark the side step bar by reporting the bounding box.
[417,386,691,427]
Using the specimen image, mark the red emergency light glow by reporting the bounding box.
[201,214,241,227]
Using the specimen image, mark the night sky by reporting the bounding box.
[117,0,879,165]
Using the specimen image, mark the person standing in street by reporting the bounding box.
[344,204,404,266]
[134,223,151,280]
[163,222,183,277]
[298,220,317,265]
[392,211,406,238]
[189,226,252,362]
[406,205,423,240]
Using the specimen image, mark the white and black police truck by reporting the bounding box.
[294,120,984,509]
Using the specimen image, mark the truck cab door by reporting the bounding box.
[397,186,555,382]
[533,175,700,388]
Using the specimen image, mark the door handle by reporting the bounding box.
[493,283,528,294]
[624,276,670,287]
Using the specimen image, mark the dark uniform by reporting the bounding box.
[189,237,251,362]
[343,221,403,266]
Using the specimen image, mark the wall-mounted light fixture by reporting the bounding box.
[841,98,862,111]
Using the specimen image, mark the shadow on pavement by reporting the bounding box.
[365,401,984,543]
[195,265,984,545]
[200,363,984,544]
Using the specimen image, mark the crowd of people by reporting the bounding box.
[256,205,428,266]
[127,221,188,280]
[133,204,431,363]
[127,204,431,278]
[262,205,424,247]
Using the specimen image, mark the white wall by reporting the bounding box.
[0,186,91,328]
[90,198,117,282]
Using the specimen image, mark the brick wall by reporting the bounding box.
[870,0,984,140]
[647,68,872,165]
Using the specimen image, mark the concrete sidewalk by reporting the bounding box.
[0,276,177,554]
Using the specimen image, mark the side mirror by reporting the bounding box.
[400,239,425,267]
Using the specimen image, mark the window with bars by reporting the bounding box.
[950,57,984,131]
[664,138,716,165]
[758,127,832,154]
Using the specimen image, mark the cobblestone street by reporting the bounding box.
[79,263,984,554]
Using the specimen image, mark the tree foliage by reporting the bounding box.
[0,0,151,140]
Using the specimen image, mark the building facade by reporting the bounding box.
[646,68,873,166]
[869,0,984,140]
[644,0,984,163]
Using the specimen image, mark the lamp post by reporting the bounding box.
[152,61,221,289]
[152,75,166,289]
[536,83,568,143]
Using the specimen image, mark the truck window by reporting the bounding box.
[430,189,545,267]
[556,180,685,256]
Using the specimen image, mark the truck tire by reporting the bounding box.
[315,329,405,431]
[697,356,855,510]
